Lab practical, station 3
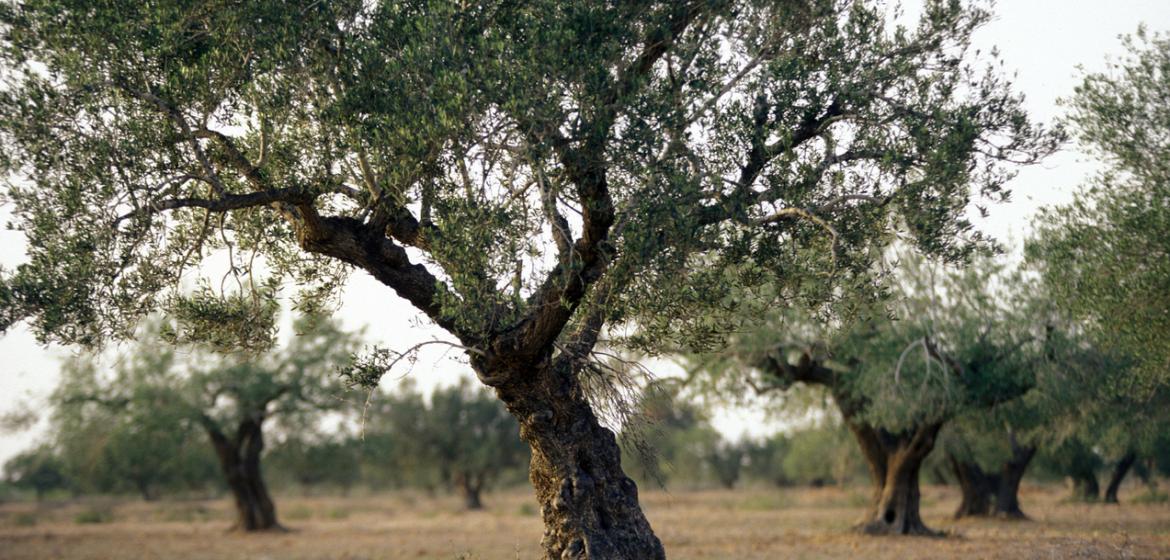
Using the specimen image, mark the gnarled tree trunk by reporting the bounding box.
[849,421,942,536]
[493,363,663,560]
[1104,451,1137,504]
[994,441,1035,519]
[206,416,281,532]
[948,454,998,519]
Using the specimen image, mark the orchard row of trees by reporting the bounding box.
[9,327,1166,519]
[3,318,528,527]
[3,378,532,508]
[1,0,1167,557]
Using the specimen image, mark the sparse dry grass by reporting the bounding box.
[1,484,1168,559]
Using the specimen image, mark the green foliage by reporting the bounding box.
[358,379,529,497]
[706,441,747,490]
[743,434,792,487]
[73,507,114,524]
[267,437,361,494]
[780,420,861,486]
[3,446,70,500]
[160,283,281,353]
[39,313,362,499]
[1028,28,1170,389]
[689,251,1044,436]
[621,383,723,488]
[1033,438,1104,489]
[0,0,1058,370]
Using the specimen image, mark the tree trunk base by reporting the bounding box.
[949,455,997,520]
[1104,451,1136,504]
[849,421,943,538]
[495,365,664,560]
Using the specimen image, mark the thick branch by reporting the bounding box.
[755,348,836,390]
[495,7,704,370]
[114,187,314,226]
[293,213,465,343]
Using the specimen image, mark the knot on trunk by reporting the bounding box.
[562,538,585,559]
[618,476,639,500]
[573,468,596,496]
[554,477,573,512]
[475,368,512,387]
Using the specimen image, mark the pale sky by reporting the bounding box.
[2,1,1169,464]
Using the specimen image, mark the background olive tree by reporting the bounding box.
[43,316,361,531]
[684,253,1045,535]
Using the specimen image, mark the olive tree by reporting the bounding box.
[2,446,69,501]
[420,381,530,510]
[1028,28,1170,388]
[942,411,1039,519]
[49,316,359,531]
[689,254,1043,535]
[1025,29,1170,507]
[355,380,528,507]
[0,1,1057,556]
[621,381,724,489]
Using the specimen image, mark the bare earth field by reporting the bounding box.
[2,485,1168,559]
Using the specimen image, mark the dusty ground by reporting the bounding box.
[1,484,1168,559]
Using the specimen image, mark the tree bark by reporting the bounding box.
[948,454,997,519]
[493,363,664,560]
[1104,451,1137,504]
[207,417,281,531]
[849,421,942,536]
[993,442,1035,519]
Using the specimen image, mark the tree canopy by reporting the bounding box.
[0,0,1057,359]
[1027,28,1170,388]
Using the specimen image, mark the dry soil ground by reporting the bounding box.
[1,484,1168,559]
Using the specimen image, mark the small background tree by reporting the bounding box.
[45,315,361,530]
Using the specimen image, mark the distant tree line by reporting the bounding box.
[1,317,529,526]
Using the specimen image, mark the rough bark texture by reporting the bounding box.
[1104,451,1137,504]
[994,442,1035,519]
[493,363,664,560]
[850,422,942,536]
[949,454,998,519]
[207,417,281,532]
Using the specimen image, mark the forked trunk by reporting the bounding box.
[993,443,1035,519]
[494,364,663,560]
[849,422,942,536]
[207,417,281,532]
[948,454,997,519]
[1104,451,1137,504]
